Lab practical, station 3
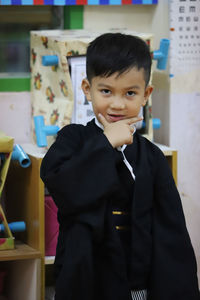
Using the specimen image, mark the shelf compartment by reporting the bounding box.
[0,241,41,262]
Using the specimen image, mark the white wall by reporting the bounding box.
[169,86,200,280]
[84,2,169,48]
[0,92,31,144]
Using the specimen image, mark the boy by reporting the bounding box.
[40,33,200,300]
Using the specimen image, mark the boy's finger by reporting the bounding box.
[123,116,143,125]
[98,113,108,126]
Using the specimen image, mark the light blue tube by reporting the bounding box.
[34,115,59,148]
[152,118,161,129]
[42,55,59,66]
[153,39,170,70]
[34,115,46,147]
[44,125,60,135]
[0,221,26,233]
[142,118,161,129]
[12,144,31,168]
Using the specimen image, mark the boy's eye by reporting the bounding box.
[101,89,111,95]
[126,91,136,97]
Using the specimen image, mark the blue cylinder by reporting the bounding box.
[152,118,161,129]
[34,115,46,147]
[0,221,26,233]
[153,39,170,70]
[153,50,163,60]
[142,118,161,129]
[12,144,31,168]
[42,55,59,66]
[44,125,60,136]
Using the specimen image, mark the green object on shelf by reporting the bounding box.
[0,76,30,92]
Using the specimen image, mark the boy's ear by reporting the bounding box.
[142,85,154,106]
[81,78,92,102]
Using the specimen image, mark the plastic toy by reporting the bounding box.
[153,39,170,70]
[42,55,59,66]
[142,118,161,129]
[34,115,59,147]
[11,144,31,168]
[0,221,26,233]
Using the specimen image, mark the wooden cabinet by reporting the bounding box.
[3,156,43,300]
[156,143,177,185]
[4,144,177,300]
[4,155,44,300]
[0,134,41,300]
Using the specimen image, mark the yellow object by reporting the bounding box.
[112,211,129,215]
[0,131,15,250]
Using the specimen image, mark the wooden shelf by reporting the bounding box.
[0,241,41,262]
[156,143,177,185]
[156,143,176,156]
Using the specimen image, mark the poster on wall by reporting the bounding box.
[68,56,95,125]
[169,0,200,76]
[168,0,200,234]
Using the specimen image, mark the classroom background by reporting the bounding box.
[0,1,200,299]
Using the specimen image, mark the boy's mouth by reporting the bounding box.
[107,114,125,122]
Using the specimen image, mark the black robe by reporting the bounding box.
[40,119,200,300]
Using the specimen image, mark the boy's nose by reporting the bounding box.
[110,97,125,110]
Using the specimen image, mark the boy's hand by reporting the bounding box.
[98,113,143,148]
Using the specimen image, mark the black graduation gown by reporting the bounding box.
[40,119,200,300]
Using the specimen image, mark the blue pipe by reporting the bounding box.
[142,118,161,129]
[0,221,26,233]
[42,55,59,66]
[12,144,31,168]
[34,115,59,148]
[153,39,170,70]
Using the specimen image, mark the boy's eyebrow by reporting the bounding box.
[97,83,112,88]
[124,85,141,90]
[97,83,141,90]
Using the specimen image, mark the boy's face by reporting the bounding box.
[82,67,153,124]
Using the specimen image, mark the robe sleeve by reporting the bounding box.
[149,148,200,300]
[40,124,121,216]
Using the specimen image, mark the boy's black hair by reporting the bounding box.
[86,32,152,86]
